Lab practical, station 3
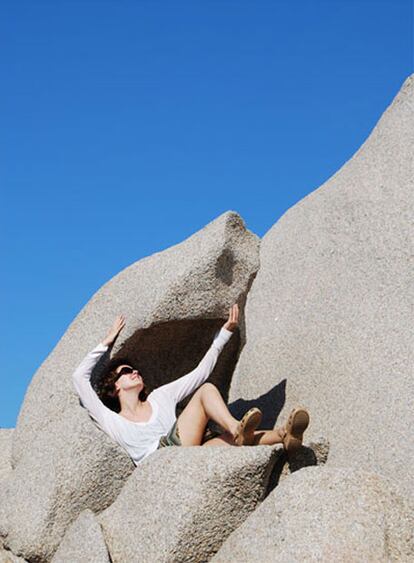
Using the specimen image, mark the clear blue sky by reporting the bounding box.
[2,1,412,428]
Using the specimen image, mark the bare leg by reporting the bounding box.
[251,428,286,445]
[202,432,235,447]
[176,383,239,446]
[176,383,287,448]
[203,427,286,447]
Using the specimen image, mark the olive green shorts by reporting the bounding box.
[158,420,182,448]
[157,421,223,449]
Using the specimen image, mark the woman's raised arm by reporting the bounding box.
[72,315,126,432]
[153,305,239,404]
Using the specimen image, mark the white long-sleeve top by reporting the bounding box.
[72,327,233,466]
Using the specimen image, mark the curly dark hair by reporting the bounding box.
[96,357,148,413]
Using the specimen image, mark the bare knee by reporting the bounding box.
[192,383,219,409]
[199,382,218,395]
[192,382,217,400]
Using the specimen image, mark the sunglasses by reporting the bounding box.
[116,366,137,377]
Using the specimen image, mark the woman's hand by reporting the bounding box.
[223,304,239,332]
[102,315,126,347]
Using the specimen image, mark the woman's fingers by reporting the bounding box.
[228,304,239,325]
[232,304,238,321]
[113,315,126,333]
[222,304,239,332]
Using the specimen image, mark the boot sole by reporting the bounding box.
[235,408,262,446]
[283,408,310,455]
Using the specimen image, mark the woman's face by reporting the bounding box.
[114,365,144,394]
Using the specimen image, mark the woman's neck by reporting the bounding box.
[119,391,145,416]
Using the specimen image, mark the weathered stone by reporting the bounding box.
[51,509,110,563]
[213,466,414,562]
[1,211,259,561]
[0,548,27,563]
[2,417,133,562]
[228,75,414,500]
[0,430,13,483]
[0,482,9,541]
[98,445,282,563]
[0,531,26,563]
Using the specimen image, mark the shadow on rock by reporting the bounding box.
[227,379,287,429]
[266,437,331,496]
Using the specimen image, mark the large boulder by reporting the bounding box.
[3,421,131,562]
[0,431,13,483]
[51,509,110,563]
[98,445,282,563]
[213,466,414,562]
[229,75,414,499]
[0,211,259,561]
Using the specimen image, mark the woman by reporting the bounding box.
[72,304,309,466]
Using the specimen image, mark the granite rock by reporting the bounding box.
[98,445,282,563]
[0,431,13,483]
[0,549,27,563]
[213,465,414,562]
[228,75,414,500]
[51,509,110,563]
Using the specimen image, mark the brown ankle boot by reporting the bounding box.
[283,407,310,455]
[234,408,262,446]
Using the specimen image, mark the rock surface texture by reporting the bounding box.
[0,549,27,563]
[51,509,110,563]
[213,466,414,562]
[98,445,282,563]
[0,211,259,561]
[0,431,13,483]
[229,75,414,501]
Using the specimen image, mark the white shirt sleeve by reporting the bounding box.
[152,327,233,404]
[72,342,116,434]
